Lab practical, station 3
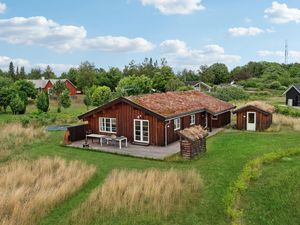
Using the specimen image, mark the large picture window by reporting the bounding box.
[174,118,181,130]
[99,117,116,133]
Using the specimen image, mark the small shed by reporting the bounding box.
[178,125,208,160]
[283,85,300,106]
[233,101,275,131]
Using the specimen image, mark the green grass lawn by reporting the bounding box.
[241,155,300,225]
[17,130,300,225]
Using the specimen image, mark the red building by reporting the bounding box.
[78,91,235,146]
[30,79,77,96]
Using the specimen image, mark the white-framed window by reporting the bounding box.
[190,114,195,125]
[174,118,181,130]
[99,117,116,133]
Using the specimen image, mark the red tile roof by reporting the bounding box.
[127,91,235,117]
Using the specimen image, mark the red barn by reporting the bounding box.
[30,79,77,96]
[78,91,235,146]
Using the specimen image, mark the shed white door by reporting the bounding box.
[247,112,256,131]
[288,99,293,106]
[134,119,149,143]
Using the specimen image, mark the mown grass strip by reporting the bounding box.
[225,148,300,225]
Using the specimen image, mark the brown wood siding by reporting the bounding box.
[211,111,231,128]
[235,106,272,131]
[84,101,165,146]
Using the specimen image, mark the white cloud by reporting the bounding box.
[0,55,30,70]
[141,0,204,15]
[0,16,155,52]
[0,2,6,14]
[160,40,241,69]
[228,27,265,37]
[0,55,78,75]
[257,50,300,62]
[264,1,300,24]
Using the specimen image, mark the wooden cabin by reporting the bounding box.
[233,101,275,131]
[78,91,235,146]
[29,78,77,96]
[283,85,300,106]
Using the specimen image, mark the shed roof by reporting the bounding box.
[233,101,275,114]
[28,79,50,89]
[282,84,300,95]
[127,91,235,117]
[178,125,208,141]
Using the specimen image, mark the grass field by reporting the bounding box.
[241,155,300,225]
[0,157,96,225]
[15,130,300,225]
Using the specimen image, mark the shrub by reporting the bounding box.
[177,85,194,91]
[36,91,49,112]
[268,81,281,89]
[9,95,26,115]
[225,148,300,225]
[92,86,112,106]
[211,86,249,101]
[60,89,71,109]
[83,89,92,110]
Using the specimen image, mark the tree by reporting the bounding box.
[9,95,25,115]
[43,65,56,79]
[36,92,49,112]
[61,67,78,85]
[28,68,42,79]
[19,67,26,79]
[76,61,97,91]
[165,78,185,91]
[116,75,152,96]
[14,80,37,99]
[60,90,71,109]
[83,89,92,110]
[92,86,112,106]
[8,62,15,81]
[52,80,66,112]
[96,67,123,90]
[0,87,12,112]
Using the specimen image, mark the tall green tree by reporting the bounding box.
[116,75,152,96]
[0,87,12,112]
[14,80,37,99]
[8,62,15,81]
[19,67,26,79]
[43,65,56,79]
[52,80,66,112]
[91,86,112,106]
[60,90,71,109]
[36,91,49,112]
[83,89,92,110]
[28,68,42,79]
[76,61,97,91]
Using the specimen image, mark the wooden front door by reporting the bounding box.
[247,112,256,131]
[134,119,149,144]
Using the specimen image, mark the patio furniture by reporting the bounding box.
[112,136,128,149]
[86,134,108,146]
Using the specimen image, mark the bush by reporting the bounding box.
[60,90,71,109]
[92,86,112,106]
[9,95,26,115]
[211,86,249,101]
[268,81,281,89]
[275,105,300,117]
[36,92,49,112]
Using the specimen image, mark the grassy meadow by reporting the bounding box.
[0,94,299,225]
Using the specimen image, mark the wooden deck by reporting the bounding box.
[67,128,224,160]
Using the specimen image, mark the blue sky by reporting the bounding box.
[0,0,300,74]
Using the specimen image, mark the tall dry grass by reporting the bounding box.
[269,114,300,131]
[0,157,96,225]
[0,123,47,159]
[71,169,202,224]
